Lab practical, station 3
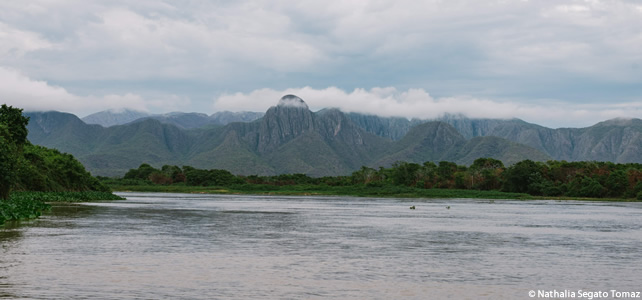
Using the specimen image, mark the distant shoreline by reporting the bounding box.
[108,184,641,202]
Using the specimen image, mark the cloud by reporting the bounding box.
[0,21,53,57]
[2,1,641,84]
[0,4,326,81]
[0,1,641,125]
[0,67,188,116]
[214,87,642,128]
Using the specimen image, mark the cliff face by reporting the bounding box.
[569,119,642,163]
[256,96,316,154]
[234,96,389,175]
[347,112,422,141]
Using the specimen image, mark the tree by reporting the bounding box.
[437,161,458,188]
[161,165,184,183]
[502,160,543,193]
[351,166,378,184]
[0,104,30,148]
[454,171,468,189]
[124,163,159,180]
[437,161,457,180]
[0,105,30,200]
[567,176,606,198]
[469,158,505,190]
[604,169,627,198]
[149,171,172,185]
[0,125,17,199]
[390,161,420,186]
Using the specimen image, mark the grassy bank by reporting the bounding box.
[109,183,535,200]
[10,191,125,203]
[110,183,642,201]
[1,191,125,226]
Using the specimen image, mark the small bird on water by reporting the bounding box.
[409,205,416,210]
[446,206,450,209]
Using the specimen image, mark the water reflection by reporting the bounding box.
[0,193,641,299]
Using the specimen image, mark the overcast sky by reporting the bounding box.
[1,0,641,128]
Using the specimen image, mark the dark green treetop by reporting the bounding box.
[0,104,29,147]
[0,105,29,199]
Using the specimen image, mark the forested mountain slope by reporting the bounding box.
[27,95,556,176]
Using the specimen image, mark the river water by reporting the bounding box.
[1,193,641,299]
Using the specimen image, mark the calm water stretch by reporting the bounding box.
[1,193,641,299]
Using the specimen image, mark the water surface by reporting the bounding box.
[1,193,641,299]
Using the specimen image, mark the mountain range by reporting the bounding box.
[82,109,264,129]
[24,95,642,177]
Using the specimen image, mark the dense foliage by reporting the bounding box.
[0,105,110,196]
[108,157,642,200]
[14,144,110,192]
[0,104,30,199]
[1,104,119,225]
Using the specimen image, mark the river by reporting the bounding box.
[1,193,641,299]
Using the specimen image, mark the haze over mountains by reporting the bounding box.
[82,109,264,129]
[25,95,642,177]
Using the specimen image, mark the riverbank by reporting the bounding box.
[109,183,531,199]
[108,184,642,202]
[1,191,125,226]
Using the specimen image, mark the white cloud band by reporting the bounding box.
[0,67,188,116]
[214,87,642,128]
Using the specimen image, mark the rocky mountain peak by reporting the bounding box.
[277,94,309,109]
[257,95,315,153]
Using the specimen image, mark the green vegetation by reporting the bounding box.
[15,144,110,193]
[104,157,642,201]
[10,191,124,203]
[0,104,30,199]
[1,104,121,226]
[106,181,531,199]
[0,192,125,226]
[0,194,51,226]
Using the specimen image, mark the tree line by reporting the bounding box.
[114,157,642,199]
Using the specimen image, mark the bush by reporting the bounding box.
[14,144,110,193]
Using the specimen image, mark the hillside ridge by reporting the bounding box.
[26,95,641,177]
